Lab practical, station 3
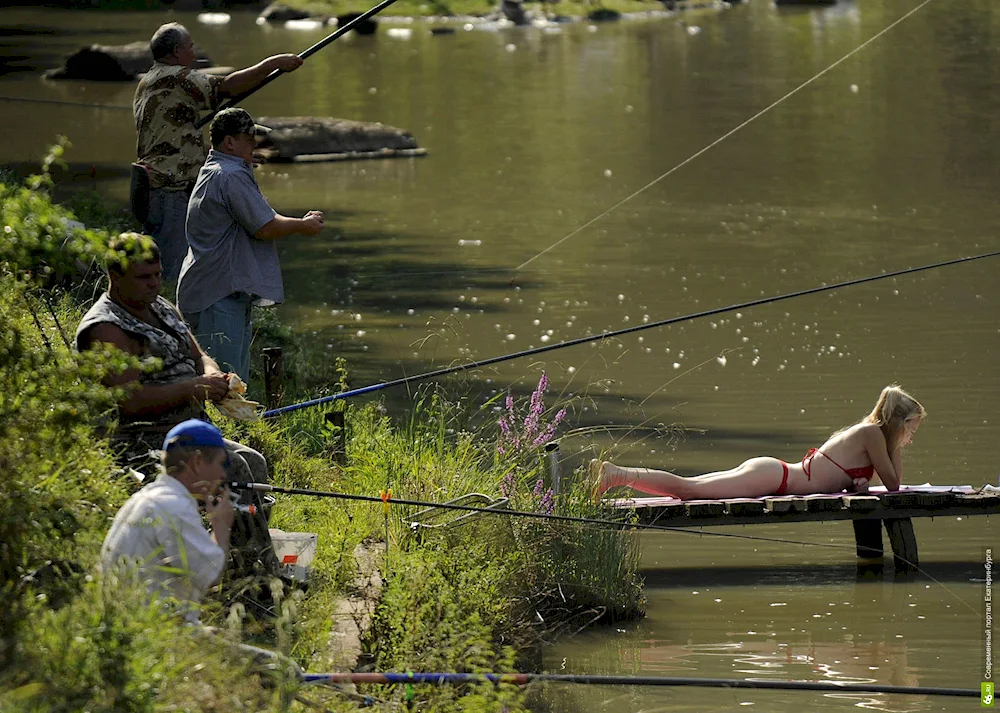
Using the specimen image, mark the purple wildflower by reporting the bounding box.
[501,473,515,498]
[523,373,548,440]
[533,478,544,497]
[532,407,567,447]
[539,488,554,515]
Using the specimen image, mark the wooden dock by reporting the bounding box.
[610,488,1000,572]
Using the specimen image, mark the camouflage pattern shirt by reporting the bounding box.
[133,63,224,190]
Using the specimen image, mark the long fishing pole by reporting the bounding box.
[302,671,977,697]
[195,0,402,129]
[263,248,1000,418]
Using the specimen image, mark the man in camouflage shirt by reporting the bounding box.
[134,22,302,280]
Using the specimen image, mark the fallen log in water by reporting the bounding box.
[43,42,215,81]
[256,116,425,162]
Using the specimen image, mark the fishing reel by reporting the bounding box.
[226,481,278,519]
[204,484,258,515]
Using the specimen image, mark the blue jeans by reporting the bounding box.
[144,187,190,281]
[184,293,252,383]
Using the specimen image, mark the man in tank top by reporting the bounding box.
[75,233,280,598]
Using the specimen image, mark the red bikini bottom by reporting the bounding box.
[775,460,790,496]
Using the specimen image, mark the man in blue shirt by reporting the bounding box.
[177,108,324,383]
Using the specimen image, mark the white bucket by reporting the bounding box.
[269,529,318,581]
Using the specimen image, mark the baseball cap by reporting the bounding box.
[209,107,272,146]
[162,419,226,451]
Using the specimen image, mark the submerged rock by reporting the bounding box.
[335,12,379,35]
[498,0,531,26]
[256,116,425,162]
[257,2,311,23]
[43,41,213,81]
[587,7,622,21]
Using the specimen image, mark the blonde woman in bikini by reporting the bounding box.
[593,385,925,500]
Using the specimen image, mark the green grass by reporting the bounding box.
[0,147,643,711]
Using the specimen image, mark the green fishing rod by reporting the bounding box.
[195,0,402,129]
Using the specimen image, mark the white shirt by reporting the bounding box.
[100,473,225,624]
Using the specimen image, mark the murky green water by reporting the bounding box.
[2,0,998,707]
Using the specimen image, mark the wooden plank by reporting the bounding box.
[910,491,957,509]
[877,491,913,510]
[636,502,686,522]
[806,496,846,513]
[686,501,727,518]
[727,500,766,517]
[954,493,1000,508]
[765,497,805,514]
[844,495,880,512]
[628,496,1000,527]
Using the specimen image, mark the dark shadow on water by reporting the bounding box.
[641,560,987,589]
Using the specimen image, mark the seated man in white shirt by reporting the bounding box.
[100,419,234,624]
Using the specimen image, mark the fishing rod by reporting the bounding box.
[231,480,880,553]
[302,671,978,697]
[263,248,1000,418]
[195,0,402,129]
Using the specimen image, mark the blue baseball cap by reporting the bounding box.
[162,419,226,451]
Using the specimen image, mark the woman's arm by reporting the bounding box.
[864,424,901,490]
[888,445,903,489]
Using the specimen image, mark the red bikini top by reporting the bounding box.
[802,448,875,481]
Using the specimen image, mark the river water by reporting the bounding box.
[1,0,997,708]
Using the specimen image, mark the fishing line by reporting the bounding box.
[300,671,978,697]
[0,95,131,111]
[263,248,1000,418]
[196,0,403,129]
[513,0,936,272]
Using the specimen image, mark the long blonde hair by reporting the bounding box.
[863,384,926,451]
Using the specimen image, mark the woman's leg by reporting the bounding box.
[595,457,786,499]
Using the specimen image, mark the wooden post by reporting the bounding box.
[262,347,284,411]
[884,517,919,573]
[853,518,884,579]
[853,518,883,560]
[325,410,347,467]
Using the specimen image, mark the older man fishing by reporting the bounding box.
[131,22,302,280]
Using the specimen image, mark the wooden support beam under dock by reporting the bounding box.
[610,489,1000,572]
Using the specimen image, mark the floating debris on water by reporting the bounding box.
[197,12,231,24]
[285,18,325,30]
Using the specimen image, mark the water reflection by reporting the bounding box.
[541,567,976,712]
